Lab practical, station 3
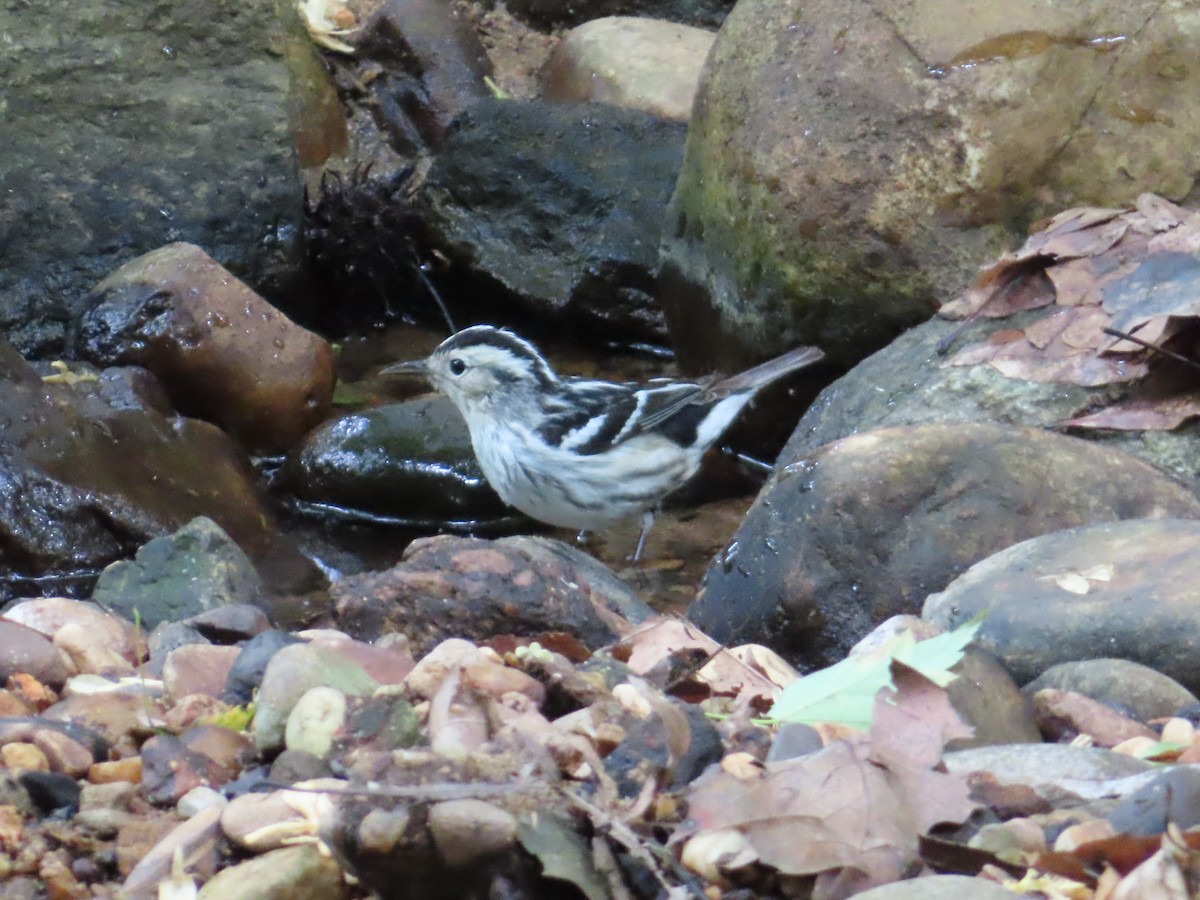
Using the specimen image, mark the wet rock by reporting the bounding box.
[1,597,140,663]
[339,694,423,756]
[88,757,143,786]
[0,342,277,598]
[417,98,684,343]
[92,516,267,631]
[335,534,653,653]
[542,17,716,121]
[141,734,229,806]
[197,843,349,900]
[0,0,311,356]
[146,622,210,672]
[0,621,72,688]
[224,629,305,706]
[162,645,242,704]
[944,744,1157,805]
[506,0,734,30]
[353,0,492,153]
[690,424,1200,669]
[76,243,336,452]
[1107,767,1200,835]
[781,312,1200,488]
[924,519,1200,694]
[0,718,110,764]
[659,0,1200,373]
[280,396,511,528]
[1023,659,1200,723]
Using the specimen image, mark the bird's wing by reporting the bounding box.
[537,378,707,455]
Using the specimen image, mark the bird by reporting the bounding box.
[382,325,824,560]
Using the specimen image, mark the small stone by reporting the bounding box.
[1,742,49,772]
[185,604,271,642]
[19,771,81,816]
[542,17,715,122]
[53,622,134,676]
[80,780,140,812]
[88,757,143,785]
[1160,718,1195,746]
[163,644,242,703]
[404,639,489,699]
[427,798,518,868]
[30,729,94,777]
[178,785,228,818]
[0,621,72,688]
[196,843,348,900]
[221,792,299,852]
[285,686,347,758]
[223,629,303,706]
[1,597,140,663]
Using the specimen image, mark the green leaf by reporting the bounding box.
[766,617,983,728]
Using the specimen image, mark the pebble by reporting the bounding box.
[284,686,347,758]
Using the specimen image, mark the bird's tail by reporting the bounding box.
[710,344,824,397]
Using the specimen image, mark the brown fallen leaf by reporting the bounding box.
[681,666,976,897]
[940,193,1200,428]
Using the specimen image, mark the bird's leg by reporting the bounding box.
[630,509,656,563]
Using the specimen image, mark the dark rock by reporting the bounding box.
[783,311,1200,489]
[0,0,316,356]
[1107,767,1200,836]
[20,771,82,817]
[925,519,1200,694]
[339,694,424,757]
[354,0,493,153]
[76,243,336,453]
[0,342,277,600]
[224,630,306,706]
[506,0,734,30]
[658,0,1200,373]
[0,621,71,688]
[689,423,1200,669]
[280,396,512,528]
[92,516,267,631]
[334,534,653,653]
[417,98,685,343]
[269,749,333,785]
[1023,659,1200,723]
[185,605,272,643]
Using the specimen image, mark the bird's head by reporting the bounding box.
[382,325,558,412]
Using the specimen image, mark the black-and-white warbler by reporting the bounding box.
[383,326,824,558]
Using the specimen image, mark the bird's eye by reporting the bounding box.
[449,358,467,376]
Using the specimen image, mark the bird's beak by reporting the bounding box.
[380,359,429,378]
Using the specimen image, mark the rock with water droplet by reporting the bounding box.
[76,243,335,452]
[690,423,1200,670]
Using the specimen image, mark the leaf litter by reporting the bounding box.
[940,193,1200,430]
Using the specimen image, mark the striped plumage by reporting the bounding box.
[383,326,823,550]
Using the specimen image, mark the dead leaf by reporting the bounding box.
[941,193,1200,428]
[682,670,977,895]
